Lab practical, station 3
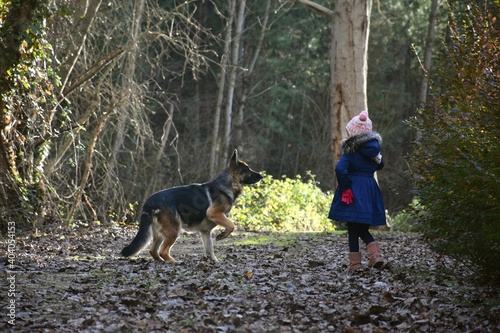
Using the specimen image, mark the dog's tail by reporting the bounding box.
[121,211,153,257]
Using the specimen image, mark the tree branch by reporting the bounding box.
[298,0,333,17]
[61,47,125,97]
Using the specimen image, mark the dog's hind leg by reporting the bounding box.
[157,213,180,263]
[149,214,163,261]
[149,237,163,261]
[199,230,218,262]
[158,233,178,263]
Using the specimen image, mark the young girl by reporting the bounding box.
[328,111,386,272]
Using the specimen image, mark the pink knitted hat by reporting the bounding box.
[346,111,372,136]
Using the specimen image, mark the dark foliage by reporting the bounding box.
[409,2,500,285]
[0,1,55,231]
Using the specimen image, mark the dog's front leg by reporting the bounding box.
[199,230,218,262]
[206,205,234,241]
[215,226,233,241]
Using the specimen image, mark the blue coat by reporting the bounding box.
[328,132,386,226]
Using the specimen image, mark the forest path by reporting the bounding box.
[1,226,498,332]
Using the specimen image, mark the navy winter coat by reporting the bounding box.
[328,132,386,226]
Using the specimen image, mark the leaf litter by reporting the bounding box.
[1,225,499,332]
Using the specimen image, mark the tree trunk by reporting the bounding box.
[419,0,438,104]
[234,0,271,153]
[210,0,235,177]
[222,0,246,165]
[330,0,372,166]
[299,0,372,180]
[0,0,39,175]
[0,0,45,225]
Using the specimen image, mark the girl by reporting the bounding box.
[328,111,386,272]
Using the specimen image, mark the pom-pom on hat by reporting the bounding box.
[346,111,372,136]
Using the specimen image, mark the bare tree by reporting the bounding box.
[99,0,146,220]
[419,0,439,103]
[67,99,117,221]
[210,0,236,178]
[44,0,214,222]
[140,103,175,207]
[234,0,272,153]
[57,0,103,100]
[210,0,276,175]
[222,0,246,165]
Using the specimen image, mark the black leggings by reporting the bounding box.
[347,222,375,252]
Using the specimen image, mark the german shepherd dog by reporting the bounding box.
[121,150,263,263]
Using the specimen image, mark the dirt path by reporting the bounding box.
[1,225,498,332]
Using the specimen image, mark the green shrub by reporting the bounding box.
[389,198,425,232]
[409,3,500,285]
[231,173,335,232]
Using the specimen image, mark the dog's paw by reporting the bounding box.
[216,229,231,241]
[201,255,219,263]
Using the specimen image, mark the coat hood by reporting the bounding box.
[341,132,382,154]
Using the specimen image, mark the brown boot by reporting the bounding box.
[367,241,384,269]
[348,252,362,272]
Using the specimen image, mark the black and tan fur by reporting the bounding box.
[121,150,263,263]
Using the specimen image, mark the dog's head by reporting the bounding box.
[229,149,263,185]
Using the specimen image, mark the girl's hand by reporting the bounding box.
[372,153,382,164]
[341,189,354,205]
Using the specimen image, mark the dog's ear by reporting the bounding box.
[230,149,239,166]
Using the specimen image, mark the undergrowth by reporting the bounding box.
[231,173,335,232]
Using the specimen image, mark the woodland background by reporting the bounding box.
[0,0,438,225]
[1,1,499,331]
[1,0,499,281]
